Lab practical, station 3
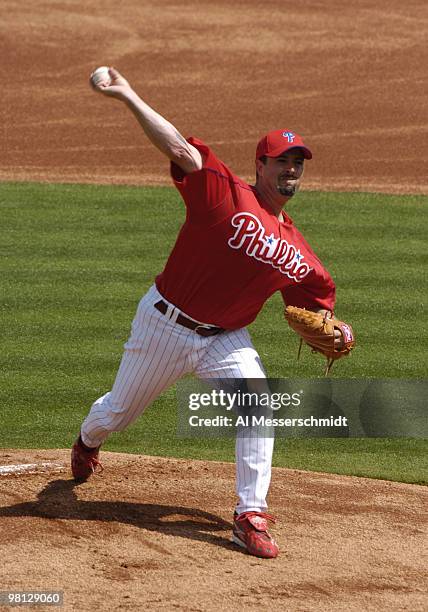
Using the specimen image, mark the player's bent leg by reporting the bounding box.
[74,285,202,480]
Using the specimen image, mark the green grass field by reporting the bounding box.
[1,182,427,484]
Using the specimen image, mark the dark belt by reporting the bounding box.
[154,300,224,337]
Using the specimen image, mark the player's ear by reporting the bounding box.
[255,158,265,178]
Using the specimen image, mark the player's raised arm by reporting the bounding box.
[89,66,203,174]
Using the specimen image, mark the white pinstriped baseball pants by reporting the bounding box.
[81,285,274,514]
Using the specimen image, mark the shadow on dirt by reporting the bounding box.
[0,478,237,551]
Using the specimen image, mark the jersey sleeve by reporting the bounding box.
[281,269,336,312]
[170,137,235,223]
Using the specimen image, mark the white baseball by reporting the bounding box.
[90,66,111,87]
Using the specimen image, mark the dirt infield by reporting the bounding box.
[1,0,427,193]
[1,450,427,611]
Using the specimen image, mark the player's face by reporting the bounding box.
[259,150,305,197]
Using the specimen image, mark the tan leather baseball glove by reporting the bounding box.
[285,306,355,375]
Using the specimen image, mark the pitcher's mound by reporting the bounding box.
[0,449,426,611]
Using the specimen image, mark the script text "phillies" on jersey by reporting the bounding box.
[228,213,312,282]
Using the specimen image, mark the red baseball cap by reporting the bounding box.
[256,129,312,160]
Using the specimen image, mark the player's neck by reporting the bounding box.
[253,184,290,219]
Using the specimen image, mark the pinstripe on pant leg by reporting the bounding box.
[194,328,275,514]
[81,286,206,448]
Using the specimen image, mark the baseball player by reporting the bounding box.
[72,67,344,559]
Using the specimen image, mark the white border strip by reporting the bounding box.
[0,462,65,475]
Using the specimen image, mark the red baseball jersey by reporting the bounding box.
[155,138,335,329]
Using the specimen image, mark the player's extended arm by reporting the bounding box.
[90,67,203,174]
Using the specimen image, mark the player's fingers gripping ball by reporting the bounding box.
[285,305,355,375]
[90,66,112,88]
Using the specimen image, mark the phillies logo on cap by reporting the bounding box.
[255,129,313,160]
[282,131,295,143]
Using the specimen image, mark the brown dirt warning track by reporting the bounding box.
[1,1,428,610]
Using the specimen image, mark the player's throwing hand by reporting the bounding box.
[90,67,132,100]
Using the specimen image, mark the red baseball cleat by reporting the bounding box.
[232,511,279,558]
[71,437,103,482]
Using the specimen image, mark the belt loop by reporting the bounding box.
[166,303,179,323]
